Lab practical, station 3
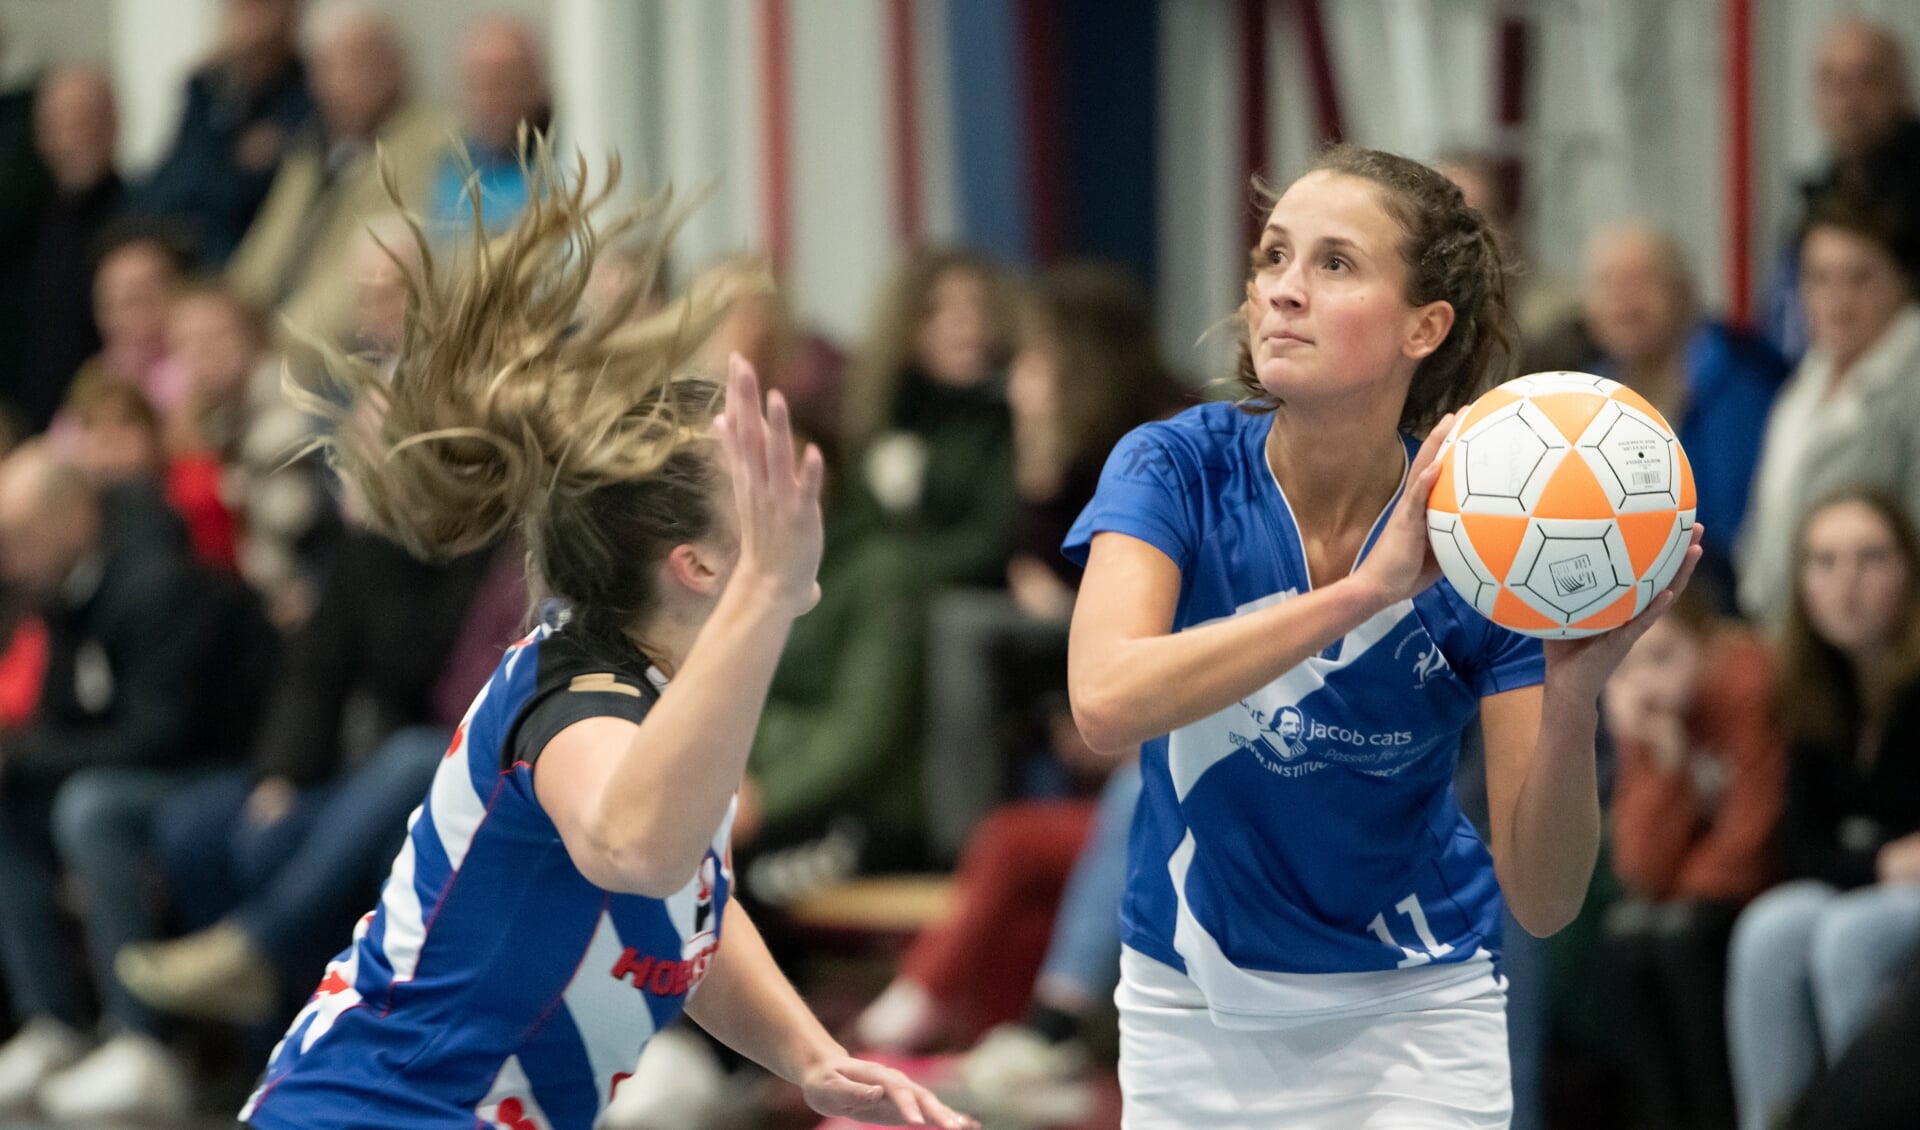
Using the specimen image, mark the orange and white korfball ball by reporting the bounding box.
[1425,372,1696,640]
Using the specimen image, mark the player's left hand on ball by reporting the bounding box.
[1545,523,1706,695]
[801,1056,978,1129]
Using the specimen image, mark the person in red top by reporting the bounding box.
[61,374,237,570]
[1602,584,1786,1130]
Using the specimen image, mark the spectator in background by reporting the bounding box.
[922,262,1178,856]
[0,23,54,400]
[1727,490,1920,1130]
[9,66,120,433]
[226,4,447,353]
[1762,19,1919,361]
[116,530,524,1024]
[699,255,846,452]
[428,15,548,235]
[130,0,312,267]
[68,229,189,412]
[64,375,237,571]
[0,444,273,1119]
[1603,586,1784,1130]
[1583,223,1786,593]
[843,247,1018,591]
[1739,194,1920,629]
[1435,150,1589,373]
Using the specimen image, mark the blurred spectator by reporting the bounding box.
[1727,490,1920,1130]
[226,4,448,352]
[1583,222,1786,588]
[1435,150,1589,373]
[1786,961,1920,1130]
[116,530,524,1024]
[698,256,846,453]
[6,66,120,433]
[162,284,271,462]
[856,761,1141,1127]
[69,230,190,412]
[428,16,549,235]
[1762,19,1919,361]
[923,261,1179,858]
[1603,587,1784,1130]
[1738,194,1920,629]
[0,24,54,402]
[129,0,313,266]
[64,375,237,571]
[843,247,1018,591]
[0,443,273,1119]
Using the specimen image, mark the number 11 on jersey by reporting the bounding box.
[1368,893,1456,968]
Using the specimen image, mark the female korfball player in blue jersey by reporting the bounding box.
[234,162,974,1130]
[1065,146,1704,1128]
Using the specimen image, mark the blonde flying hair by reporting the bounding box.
[298,141,768,661]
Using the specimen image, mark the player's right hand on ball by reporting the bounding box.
[713,353,825,615]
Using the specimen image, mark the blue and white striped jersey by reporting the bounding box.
[243,623,733,1129]
[1065,402,1544,1025]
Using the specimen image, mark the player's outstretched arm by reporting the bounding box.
[536,357,825,897]
[686,905,977,1130]
[1483,524,1707,937]
[1068,416,1455,754]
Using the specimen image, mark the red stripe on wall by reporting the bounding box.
[887,0,924,245]
[1018,0,1065,262]
[1295,0,1344,146]
[1724,0,1753,325]
[759,0,793,272]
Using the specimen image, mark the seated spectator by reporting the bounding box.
[428,15,549,235]
[11,66,121,433]
[63,375,237,571]
[1760,18,1919,362]
[69,229,189,411]
[129,0,312,266]
[1583,222,1787,586]
[1727,490,1920,1130]
[923,261,1181,857]
[1603,586,1784,1130]
[116,528,525,1024]
[0,443,273,1120]
[698,255,846,454]
[161,284,273,463]
[843,247,1018,591]
[1739,194,1920,628]
[1786,961,1920,1130]
[226,4,448,352]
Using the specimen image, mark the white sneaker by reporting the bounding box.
[0,1018,87,1109]
[36,1031,191,1122]
[853,978,943,1053]
[599,1026,728,1130]
[957,1024,1092,1126]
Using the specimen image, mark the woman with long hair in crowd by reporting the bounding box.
[1063,145,1701,1126]
[1726,488,1920,1130]
[234,152,972,1130]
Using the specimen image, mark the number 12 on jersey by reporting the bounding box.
[1368,894,1456,968]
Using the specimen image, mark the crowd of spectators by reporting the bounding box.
[0,4,1912,1130]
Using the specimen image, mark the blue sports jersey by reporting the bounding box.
[242,623,733,1130]
[1064,402,1544,1025]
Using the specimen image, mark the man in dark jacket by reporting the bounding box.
[128,0,312,266]
[0,444,272,1119]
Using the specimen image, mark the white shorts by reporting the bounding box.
[1117,949,1512,1130]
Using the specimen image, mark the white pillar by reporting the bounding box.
[550,0,654,198]
[111,0,219,174]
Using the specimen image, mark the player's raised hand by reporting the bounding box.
[712,353,825,615]
[801,1055,979,1129]
[1353,412,1456,608]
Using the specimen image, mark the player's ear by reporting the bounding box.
[1404,299,1454,361]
